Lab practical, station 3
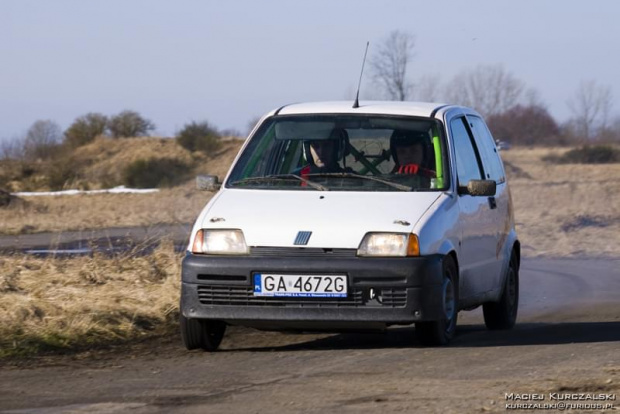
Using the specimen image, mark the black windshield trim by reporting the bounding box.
[225,113,451,192]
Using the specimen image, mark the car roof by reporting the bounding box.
[273,101,453,118]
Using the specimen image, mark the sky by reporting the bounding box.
[1,0,619,140]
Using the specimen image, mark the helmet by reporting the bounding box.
[390,129,431,167]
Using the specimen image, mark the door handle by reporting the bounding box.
[488,197,497,209]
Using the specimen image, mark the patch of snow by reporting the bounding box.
[13,186,159,197]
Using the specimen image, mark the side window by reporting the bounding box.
[450,117,482,186]
[467,116,505,183]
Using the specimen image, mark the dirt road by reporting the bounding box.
[1,257,619,413]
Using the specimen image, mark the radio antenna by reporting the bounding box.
[352,41,369,109]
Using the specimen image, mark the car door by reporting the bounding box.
[448,116,497,303]
[466,114,510,295]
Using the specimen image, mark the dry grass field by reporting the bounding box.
[0,241,181,357]
[0,184,210,234]
[0,139,243,234]
[500,147,620,257]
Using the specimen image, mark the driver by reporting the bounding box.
[299,129,349,175]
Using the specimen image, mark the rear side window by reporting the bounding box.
[467,116,505,183]
[450,117,482,186]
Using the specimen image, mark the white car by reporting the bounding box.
[180,101,520,349]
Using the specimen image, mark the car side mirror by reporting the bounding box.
[196,175,221,191]
[458,179,496,197]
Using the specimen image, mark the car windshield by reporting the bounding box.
[227,114,450,192]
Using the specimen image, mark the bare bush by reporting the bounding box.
[444,64,525,117]
[64,113,108,148]
[176,121,222,154]
[486,104,562,146]
[543,145,620,164]
[47,157,86,190]
[108,110,155,138]
[123,158,191,188]
[597,116,620,143]
[0,136,25,160]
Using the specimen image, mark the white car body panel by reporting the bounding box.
[190,189,442,249]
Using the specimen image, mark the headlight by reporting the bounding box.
[191,229,249,255]
[357,233,419,257]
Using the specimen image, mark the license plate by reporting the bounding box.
[253,274,347,297]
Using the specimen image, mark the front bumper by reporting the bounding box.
[181,249,445,327]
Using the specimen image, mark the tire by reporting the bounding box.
[416,256,459,346]
[483,252,519,330]
[180,314,227,352]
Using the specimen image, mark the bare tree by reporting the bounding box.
[370,30,416,101]
[24,120,62,160]
[444,64,525,117]
[567,80,613,140]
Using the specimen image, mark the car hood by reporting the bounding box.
[194,189,442,249]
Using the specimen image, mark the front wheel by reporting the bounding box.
[180,314,227,352]
[483,252,519,330]
[416,255,459,346]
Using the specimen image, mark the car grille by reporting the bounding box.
[249,247,357,258]
[196,285,406,308]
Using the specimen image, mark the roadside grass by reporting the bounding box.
[500,147,620,257]
[0,241,181,358]
[0,183,212,234]
[542,144,620,164]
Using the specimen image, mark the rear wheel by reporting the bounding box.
[180,314,227,351]
[416,256,458,346]
[483,252,519,330]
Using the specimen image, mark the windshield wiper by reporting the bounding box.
[304,173,413,191]
[230,174,329,191]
